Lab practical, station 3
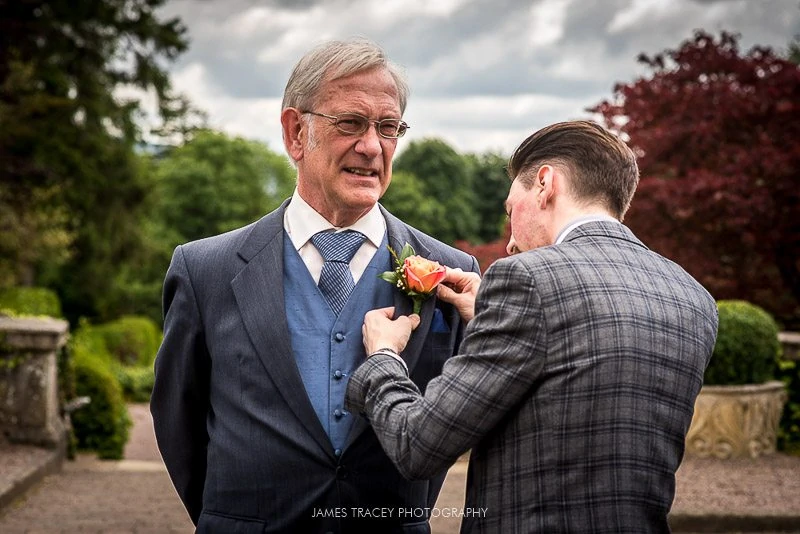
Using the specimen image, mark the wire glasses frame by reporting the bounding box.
[301,110,410,139]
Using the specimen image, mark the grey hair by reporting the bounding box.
[281,38,409,113]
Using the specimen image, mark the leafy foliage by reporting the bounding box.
[69,324,131,460]
[152,130,295,244]
[465,152,510,243]
[94,315,161,367]
[0,286,62,317]
[0,0,194,324]
[590,30,800,328]
[393,139,480,244]
[778,356,800,453]
[705,300,781,386]
[380,170,447,235]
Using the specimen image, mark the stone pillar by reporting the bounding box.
[779,331,800,361]
[0,316,69,448]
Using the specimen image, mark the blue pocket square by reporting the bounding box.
[431,308,450,333]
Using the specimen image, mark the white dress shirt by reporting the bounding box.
[283,189,386,284]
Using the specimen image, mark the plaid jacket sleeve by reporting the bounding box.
[345,255,546,479]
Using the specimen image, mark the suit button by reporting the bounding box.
[334,332,345,342]
[336,465,347,479]
[334,409,343,419]
[333,369,343,379]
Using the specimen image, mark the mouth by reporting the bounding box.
[344,167,379,178]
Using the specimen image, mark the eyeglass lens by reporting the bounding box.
[336,113,406,138]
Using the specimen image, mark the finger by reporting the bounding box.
[408,313,421,330]
[437,283,458,303]
[442,267,465,285]
[369,306,395,319]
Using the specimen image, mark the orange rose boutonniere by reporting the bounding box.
[379,243,446,314]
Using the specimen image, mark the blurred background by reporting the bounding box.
[0,0,799,461]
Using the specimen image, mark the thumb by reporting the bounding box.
[408,313,421,330]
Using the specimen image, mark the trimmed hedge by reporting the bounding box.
[705,300,781,386]
[68,324,131,460]
[116,365,156,403]
[95,315,161,367]
[0,286,62,317]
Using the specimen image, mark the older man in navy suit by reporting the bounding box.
[347,120,719,533]
[151,38,478,533]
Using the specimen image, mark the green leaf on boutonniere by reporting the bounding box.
[398,243,415,262]
[378,271,400,284]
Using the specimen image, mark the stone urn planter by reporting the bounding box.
[684,300,787,459]
[685,380,787,458]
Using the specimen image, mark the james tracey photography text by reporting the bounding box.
[311,507,489,519]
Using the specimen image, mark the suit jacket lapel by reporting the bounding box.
[382,207,436,373]
[231,200,333,458]
[344,208,438,450]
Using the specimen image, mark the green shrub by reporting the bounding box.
[704,300,781,386]
[115,365,155,403]
[778,358,800,453]
[95,315,161,367]
[0,287,62,317]
[68,325,131,459]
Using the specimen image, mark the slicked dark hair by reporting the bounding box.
[507,120,639,219]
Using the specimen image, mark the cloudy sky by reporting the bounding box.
[156,0,800,156]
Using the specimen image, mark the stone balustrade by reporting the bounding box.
[779,331,800,361]
[0,316,69,448]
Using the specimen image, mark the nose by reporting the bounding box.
[506,236,519,256]
[354,124,384,158]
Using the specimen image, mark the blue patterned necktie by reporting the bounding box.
[311,230,367,315]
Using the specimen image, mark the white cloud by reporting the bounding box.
[367,0,470,20]
[402,93,593,154]
[528,0,571,47]
[608,0,678,34]
[153,0,800,155]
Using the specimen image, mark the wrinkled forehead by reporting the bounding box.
[314,67,401,110]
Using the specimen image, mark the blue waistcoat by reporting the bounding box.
[283,232,393,453]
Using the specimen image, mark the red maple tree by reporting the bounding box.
[590,30,800,327]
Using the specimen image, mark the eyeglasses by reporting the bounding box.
[301,111,409,139]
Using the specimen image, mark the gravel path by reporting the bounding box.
[1,403,799,533]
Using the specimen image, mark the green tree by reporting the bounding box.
[102,130,295,324]
[153,130,295,244]
[393,138,479,244]
[0,0,192,323]
[380,170,447,236]
[466,151,510,243]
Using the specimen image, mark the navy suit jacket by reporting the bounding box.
[151,200,479,533]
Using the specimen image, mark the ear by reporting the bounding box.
[281,108,305,161]
[536,165,556,209]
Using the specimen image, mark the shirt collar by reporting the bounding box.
[284,188,386,250]
[555,214,619,244]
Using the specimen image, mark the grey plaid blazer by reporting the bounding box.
[346,221,718,533]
